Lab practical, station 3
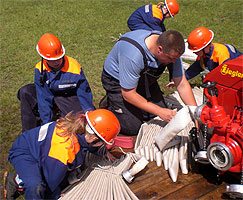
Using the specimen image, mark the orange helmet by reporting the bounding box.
[165,0,179,17]
[36,33,65,60]
[85,109,120,145]
[187,27,214,52]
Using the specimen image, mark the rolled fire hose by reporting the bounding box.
[134,114,194,182]
[134,110,195,182]
[60,152,141,200]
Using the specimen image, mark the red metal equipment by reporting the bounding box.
[203,55,243,116]
[198,55,243,173]
[193,55,243,198]
[197,84,242,172]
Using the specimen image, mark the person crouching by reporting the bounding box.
[4,109,120,199]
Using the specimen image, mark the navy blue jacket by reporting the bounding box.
[34,56,94,124]
[127,4,166,32]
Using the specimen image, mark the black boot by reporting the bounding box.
[3,172,24,200]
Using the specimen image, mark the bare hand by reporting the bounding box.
[156,2,164,8]
[158,108,176,122]
[106,151,116,162]
[166,81,176,88]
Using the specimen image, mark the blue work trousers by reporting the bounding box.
[17,84,83,132]
[11,154,62,199]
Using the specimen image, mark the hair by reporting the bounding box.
[56,112,86,149]
[157,30,185,55]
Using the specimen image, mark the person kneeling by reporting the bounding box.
[4,109,120,199]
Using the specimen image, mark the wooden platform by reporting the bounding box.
[111,147,236,200]
[129,162,229,200]
[0,145,238,200]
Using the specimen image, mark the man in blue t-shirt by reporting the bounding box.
[102,29,197,136]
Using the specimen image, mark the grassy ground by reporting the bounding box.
[0,0,242,196]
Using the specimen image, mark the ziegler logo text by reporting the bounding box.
[220,64,243,78]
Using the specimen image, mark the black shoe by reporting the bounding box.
[3,171,23,199]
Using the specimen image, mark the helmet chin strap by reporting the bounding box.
[163,11,169,17]
[162,5,169,17]
[89,137,103,146]
[202,43,212,56]
[47,57,65,72]
[202,48,207,55]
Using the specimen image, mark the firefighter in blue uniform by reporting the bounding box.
[4,109,120,199]
[127,0,179,32]
[185,27,243,80]
[17,33,95,132]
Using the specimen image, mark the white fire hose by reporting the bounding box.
[60,152,148,200]
[154,106,192,151]
[135,107,194,182]
[60,87,203,199]
[134,87,204,182]
[181,40,197,62]
[122,156,149,183]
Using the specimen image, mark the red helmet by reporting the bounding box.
[187,27,214,52]
[165,0,179,17]
[85,109,120,145]
[36,33,65,60]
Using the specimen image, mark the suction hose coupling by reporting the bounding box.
[207,142,234,171]
[225,184,243,199]
[225,149,243,199]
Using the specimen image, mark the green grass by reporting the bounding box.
[0,0,242,191]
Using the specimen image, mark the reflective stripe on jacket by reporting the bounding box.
[185,43,243,80]
[34,56,94,123]
[9,122,90,192]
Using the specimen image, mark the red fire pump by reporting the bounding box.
[191,55,243,198]
[195,82,242,173]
